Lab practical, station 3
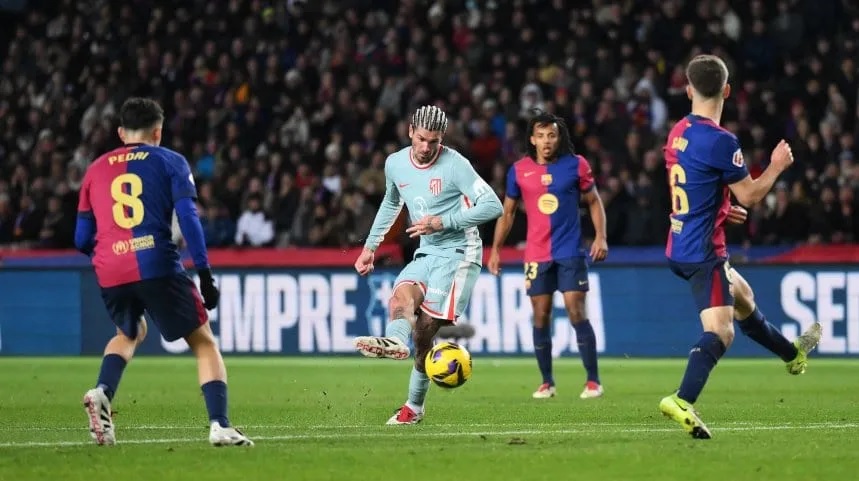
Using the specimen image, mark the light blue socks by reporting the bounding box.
[407,367,430,411]
[386,318,412,344]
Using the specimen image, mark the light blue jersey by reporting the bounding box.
[364,146,502,265]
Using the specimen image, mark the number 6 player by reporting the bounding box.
[75,98,252,446]
[660,55,821,438]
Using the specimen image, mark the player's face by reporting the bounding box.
[530,122,560,160]
[409,125,443,164]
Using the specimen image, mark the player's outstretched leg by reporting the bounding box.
[388,313,440,425]
[660,307,734,439]
[564,292,603,399]
[730,269,821,374]
[84,318,147,446]
[185,324,253,446]
[530,295,556,398]
[355,283,422,360]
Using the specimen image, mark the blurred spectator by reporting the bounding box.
[235,194,274,247]
[1,0,858,255]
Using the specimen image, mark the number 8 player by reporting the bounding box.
[74,98,252,447]
[660,55,821,438]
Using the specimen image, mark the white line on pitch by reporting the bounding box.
[0,420,776,432]
[1,423,856,448]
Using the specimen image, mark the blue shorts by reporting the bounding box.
[668,258,734,313]
[524,257,589,296]
[100,273,208,342]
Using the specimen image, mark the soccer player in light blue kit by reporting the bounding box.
[353,106,503,425]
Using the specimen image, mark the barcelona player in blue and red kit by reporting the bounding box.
[489,112,608,400]
[75,98,252,447]
[659,55,822,439]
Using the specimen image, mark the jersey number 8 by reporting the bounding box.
[669,164,689,215]
[111,173,145,228]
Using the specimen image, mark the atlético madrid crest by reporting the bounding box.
[429,178,442,196]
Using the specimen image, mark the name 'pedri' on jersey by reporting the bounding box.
[663,114,749,263]
[77,143,197,287]
[506,154,595,263]
[364,145,502,266]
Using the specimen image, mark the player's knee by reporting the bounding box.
[388,294,417,323]
[566,298,587,322]
[185,323,218,353]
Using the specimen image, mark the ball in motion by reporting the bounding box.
[424,341,472,389]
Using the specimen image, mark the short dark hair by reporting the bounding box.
[119,98,164,131]
[526,110,575,159]
[685,55,728,99]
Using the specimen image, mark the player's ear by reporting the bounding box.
[686,85,694,101]
[117,127,126,143]
[152,126,163,145]
[408,123,414,139]
[723,83,731,99]
[529,135,537,146]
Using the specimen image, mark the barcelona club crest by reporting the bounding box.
[541,174,553,186]
[429,178,442,196]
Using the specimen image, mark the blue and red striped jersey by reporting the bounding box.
[506,154,595,263]
[663,114,749,263]
[77,143,197,287]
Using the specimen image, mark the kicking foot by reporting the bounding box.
[659,393,711,439]
[386,404,424,425]
[532,383,556,399]
[354,336,410,360]
[786,322,822,375]
[209,422,254,446]
[83,387,115,446]
[579,381,604,399]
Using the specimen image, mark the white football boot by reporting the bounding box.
[83,387,115,446]
[579,381,604,399]
[386,404,424,425]
[209,422,254,446]
[354,336,410,360]
[532,383,557,399]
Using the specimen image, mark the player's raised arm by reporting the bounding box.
[440,152,503,231]
[488,165,520,275]
[727,140,794,206]
[578,157,608,262]
[74,174,96,255]
[169,154,219,309]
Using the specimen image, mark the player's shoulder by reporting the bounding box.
[689,117,738,147]
[439,145,470,165]
[513,156,534,167]
[383,146,410,173]
[146,145,189,165]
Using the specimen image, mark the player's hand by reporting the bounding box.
[487,249,501,276]
[406,216,444,238]
[197,268,220,310]
[727,205,748,225]
[770,140,794,172]
[589,236,608,262]
[355,248,375,276]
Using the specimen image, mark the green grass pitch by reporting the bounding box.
[0,357,857,481]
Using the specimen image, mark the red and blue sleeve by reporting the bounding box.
[169,155,209,270]
[577,156,595,192]
[74,175,96,255]
[708,133,749,185]
[505,164,521,199]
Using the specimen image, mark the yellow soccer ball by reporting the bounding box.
[425,341,473,389]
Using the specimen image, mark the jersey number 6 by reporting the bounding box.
[111,173,145,228]
[669,164,689,215]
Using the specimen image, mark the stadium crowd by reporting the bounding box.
[0,0,858,254]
